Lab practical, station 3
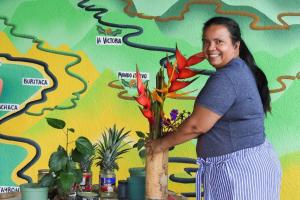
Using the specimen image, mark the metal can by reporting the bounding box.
[80,171,93,192]
[76,192,99,200]
[37,169,49,182]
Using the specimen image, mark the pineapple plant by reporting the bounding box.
[94,124,132,197]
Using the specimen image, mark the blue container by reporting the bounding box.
[128,167,145,200]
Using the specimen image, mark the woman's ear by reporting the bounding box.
[234,41,240,56]
[235,41,240,50]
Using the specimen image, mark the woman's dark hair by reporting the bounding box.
[203,16,271,114]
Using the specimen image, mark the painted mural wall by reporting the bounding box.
[0,0,300,199]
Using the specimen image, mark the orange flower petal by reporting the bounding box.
[151,91,163,104]
[166,89,198,98]
[168,77,198,93]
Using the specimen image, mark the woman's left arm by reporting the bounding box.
[147,105,221,154]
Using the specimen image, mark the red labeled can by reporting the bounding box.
[80,171,93,192]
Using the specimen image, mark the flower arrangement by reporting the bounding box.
[134,108,191,160]
[135,47,205,139]
[134,47,206,199]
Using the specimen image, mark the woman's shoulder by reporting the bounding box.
[217,58,248,75]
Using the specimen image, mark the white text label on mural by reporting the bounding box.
[96,36,122,45]
[0,103,19,111]
[118,71,149,80]
[22,78,49,86]
[0,186,20,193]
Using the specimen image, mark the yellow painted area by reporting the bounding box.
[0,31,100,134]
[281,165,300,200]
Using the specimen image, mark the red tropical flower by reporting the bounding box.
[166,47,205,93]
[134,47,206,125]
[135,66,154,124]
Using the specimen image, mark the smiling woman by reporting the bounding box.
[147,16,282,200]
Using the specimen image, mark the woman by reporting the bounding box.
[146,17,282,200]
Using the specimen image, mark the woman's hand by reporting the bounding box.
[145,138,166,155]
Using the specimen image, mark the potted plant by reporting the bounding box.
[39,118,94,200]
[78,153,94,192]
[20,182,48,200]
[94,124,132,198]
[134,47,205,199]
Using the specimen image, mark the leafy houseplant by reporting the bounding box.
[39,118,94,200]
[134,47,205,199]
[94,124,132,198]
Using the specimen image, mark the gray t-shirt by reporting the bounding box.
[196,57,265,158]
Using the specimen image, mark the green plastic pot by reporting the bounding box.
[128,167,145,200]
[20,183,48,200]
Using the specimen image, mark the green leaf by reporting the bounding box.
[68,128,75,133]
[71,149,84,163]
[58,172,75,193]
[139,149,146,159]
[133,143,138,149]
[136,131,146,138]
[75,136,94,155]
[73,169,83,184]
[46,118,66,129]
[49,146,68,172]
[121,79,131,87]
[66,159,76,172]
[137,139,144,151]
[38,173,55,187]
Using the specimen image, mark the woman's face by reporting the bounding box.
[202,25,240,69]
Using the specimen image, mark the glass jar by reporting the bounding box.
[99,169,116,198]
[37,169,49,183]
[80,170,93,192]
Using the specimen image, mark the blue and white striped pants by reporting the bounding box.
[196,140,282,200]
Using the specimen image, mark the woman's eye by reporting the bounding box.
[216,40,223,45]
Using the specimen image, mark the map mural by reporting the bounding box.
[0,0,300,199]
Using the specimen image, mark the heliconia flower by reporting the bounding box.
[186,52,205,67]
[166,89,198,98]
[168,77,198,93]
[177,68,199,79]
[166,58,178,82]
[139,106,154,123]
[151,90,163,104]
[136,65,145,95]
[166,48,205,93]
[175,47,205,69]
[136,65,154,123]
[135,93,151,108]
[175,46,187,69]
